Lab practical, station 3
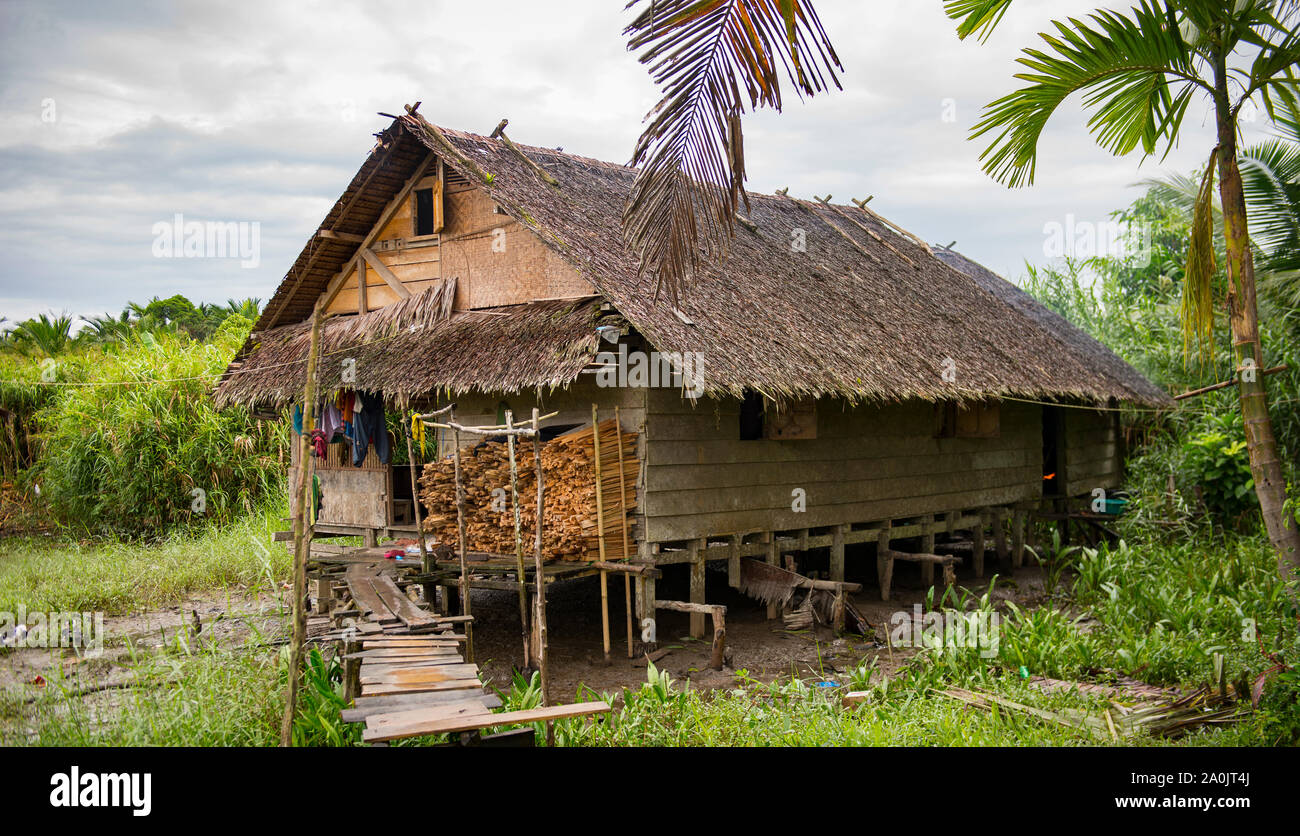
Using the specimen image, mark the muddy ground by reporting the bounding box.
[1,555,1055,726]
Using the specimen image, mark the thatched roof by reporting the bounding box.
[933,247,1167,404]
[217,112,1169,407]
[214,294,609,408]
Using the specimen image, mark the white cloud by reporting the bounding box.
[0,0,1284,323]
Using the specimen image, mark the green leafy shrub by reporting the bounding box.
[1181,411,1256,523]
[11,320,286,536]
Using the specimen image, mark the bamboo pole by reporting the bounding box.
[280,303,323,747]
[404,416,428,570]
[506,410,531,668]
[532,408,550,705]
[592,405,611,664]
[450,407,473,663]
[614,406,634,658]
[403,415,434,612]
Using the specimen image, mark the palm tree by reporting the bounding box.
[621,1,843,304]
[9,313,78,357]
[1240,100,1300,315]
[1142,100,1300,326]
[945,0,1300,574]
[225,298,261,320]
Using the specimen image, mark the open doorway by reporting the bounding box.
[1042,405,1064,497]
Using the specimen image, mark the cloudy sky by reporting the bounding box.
[0,0,1277,324]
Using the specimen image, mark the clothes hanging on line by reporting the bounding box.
[321,400,344,442]
[352,390,390,467]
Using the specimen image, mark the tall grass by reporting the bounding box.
[1,316,288,536]
[0,500,291,615]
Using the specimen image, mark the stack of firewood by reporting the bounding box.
[418,419,638,561]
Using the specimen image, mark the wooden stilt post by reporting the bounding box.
[830,524,846,583]
[613,407,634,659]
[591,405,611,664]
[689,538,706,639]
[994,507,1010,574]
[531,408,549,705]
[505,410,530,669]
[974,511,987,578]
[1012,509,1026,570]
[403,416,433,608]
[727,534,742,589]
[764,532,778,619]
[281,302,323,747]
[920,521,936,589]
[876,523,894,601]
[450,407,473,663]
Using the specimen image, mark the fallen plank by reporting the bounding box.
[363,701,613,743]
[345,567,399,623]
[370,573,436,628]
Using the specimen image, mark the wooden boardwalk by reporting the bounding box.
[311,546,609,744]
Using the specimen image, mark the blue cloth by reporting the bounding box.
[292,404,303,435]
[352,391,390,467]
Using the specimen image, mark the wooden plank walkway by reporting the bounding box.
[321,547,609,744]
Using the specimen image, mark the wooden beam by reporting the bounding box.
[361,248,412,299]
[357,257,368,314]
[320,150,436,310]
[318,229,366,244]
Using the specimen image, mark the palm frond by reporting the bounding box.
[944,0,1015,43]
[970,1,1204,187]
[1181,148,1219,365]
[622,0,842,304]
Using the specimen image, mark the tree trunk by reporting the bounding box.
[1213,53,1300,579]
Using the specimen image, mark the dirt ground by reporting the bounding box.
[0,588,290,693]
[1,555,1055,716]
[469,557,1055,697]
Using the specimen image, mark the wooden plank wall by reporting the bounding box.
[1060,408,1122,496]
[641,388,1043,543]
[322,170,594,317]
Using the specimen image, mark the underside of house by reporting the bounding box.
[214,106,1170,648]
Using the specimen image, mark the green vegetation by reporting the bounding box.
[0,502,290,615]
[0,298,285,537]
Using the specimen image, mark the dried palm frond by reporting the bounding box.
[938,682,1244,742]
[1181,147,1219,366]
[622,0,842,305]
